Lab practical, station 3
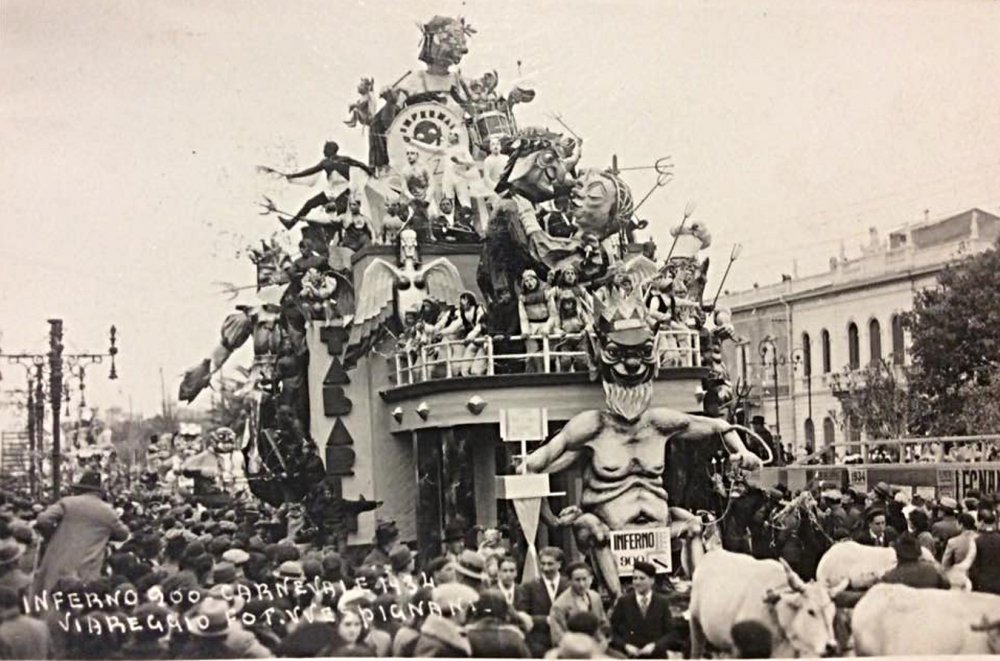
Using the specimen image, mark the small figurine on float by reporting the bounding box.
[545,290,592,373]
[400,146,431,203]
[299,267,342,322]
[440,129,486,211]
[517,269,551,373]
[340,197,377,251]
[546,265,592,317]
[345,229,464,367]
[382,198,407,245]
[345,77,376,129]
[482,136,507,194]
[260,141,374,229]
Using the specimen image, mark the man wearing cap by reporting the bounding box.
[34,471,129,593]
[751,416,783,467]
[454,549,487,590]
[0,541,30,597]
[879,532,950,589]
[931,497,961,558]
[609,561,678,658]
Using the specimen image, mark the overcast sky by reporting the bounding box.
[2,0,999,420]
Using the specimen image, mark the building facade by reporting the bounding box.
[717,208,1000,460]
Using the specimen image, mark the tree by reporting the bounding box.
[904,239,1000,435]
[956,364,1000,434]
[831,358,916,440]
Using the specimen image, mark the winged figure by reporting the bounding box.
[345,228,464,367]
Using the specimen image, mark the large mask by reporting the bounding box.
[419,16,474,68]
[500,141,574,204]
[589,293,659,422]
[571,170,634,240]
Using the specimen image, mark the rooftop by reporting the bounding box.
[717,208,1000,311]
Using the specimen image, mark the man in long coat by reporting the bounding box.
[33,471,129,593]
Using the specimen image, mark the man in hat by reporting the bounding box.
[879,532,949,589]
[443,522,467,563]
[453,549,487,590]
[0,540,31,596]
[362,519,400,570]
[751,415,783,467]
[932,497,962,558]
[608,560,678,658]
[34,471,129,593]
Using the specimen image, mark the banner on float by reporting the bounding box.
[935,467,1000,500]
[848,467,868,493]
[611,528,672,576]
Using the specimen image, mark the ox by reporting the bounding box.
[852,584,1000,656]
[815,540,936,590]
[690,549,848,658]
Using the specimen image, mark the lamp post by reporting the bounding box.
[1,323,118,499]
[758,335,785,441]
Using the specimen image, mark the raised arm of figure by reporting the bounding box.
[524,410,602,474]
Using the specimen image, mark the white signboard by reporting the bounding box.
[500,408,548,442]
[848,468,868,493]
[936,468,956,500]
[611,528,672,576]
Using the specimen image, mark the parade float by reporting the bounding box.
[177,15,769,579]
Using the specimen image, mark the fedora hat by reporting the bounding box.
[873,482,895,499]
[443,522,465,543]
[0,541,24,568]
[187,598,230,638]
[210,562,237,586]
[273,560,305,581]
[453,550,486,583]
[390,547,418,573]
[72,471,103,492]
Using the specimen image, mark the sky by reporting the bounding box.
[1,0,999,421]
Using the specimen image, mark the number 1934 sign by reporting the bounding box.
[610,528,672,576]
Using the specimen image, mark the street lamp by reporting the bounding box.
[758,335,786,441]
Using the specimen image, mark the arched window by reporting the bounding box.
[869,319,882,365]
[847,322,860,370]
[891,314,905,365]
[823,417,836,463]
[801,332,812,377]
[804,418,816,454]
[821,329,831,374]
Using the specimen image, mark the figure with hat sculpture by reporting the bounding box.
[522,286,767,596]
[33,471,129,593]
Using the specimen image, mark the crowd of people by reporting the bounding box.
[811,480,1000,593]
[0,469,700,659]
[803,439,1000,466]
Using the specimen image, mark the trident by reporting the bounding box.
[711,243,744,308]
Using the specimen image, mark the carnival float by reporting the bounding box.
[176,15,771,581]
